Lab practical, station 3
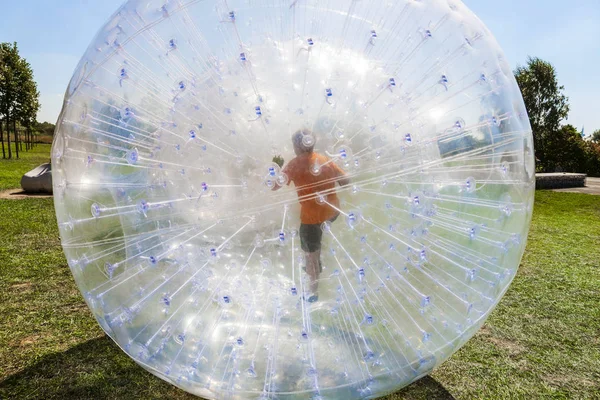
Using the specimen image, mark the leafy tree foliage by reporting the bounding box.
[583,142,600,177]
[514,57,569,171]
[34,121,56,136]
[0,42,40,158]
[540,125,600,176]
[544,125,585,172]
[513,57,600,176]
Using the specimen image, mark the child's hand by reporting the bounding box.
[272,155,284,168]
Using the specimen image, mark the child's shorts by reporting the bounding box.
[299,214,339,253]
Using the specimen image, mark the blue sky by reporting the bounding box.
[1,0,599,134]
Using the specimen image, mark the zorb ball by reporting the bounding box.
[51,0,535,398]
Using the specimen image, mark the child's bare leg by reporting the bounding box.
[305,251,320,294]
[316,249,322,273]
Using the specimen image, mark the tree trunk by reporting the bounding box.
[6,114,12,159]
[19,124,23,152]
[13,118,19,159]
[0,119,5,159]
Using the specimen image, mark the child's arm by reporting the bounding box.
[333,163,350,186]
[272,157,291,191]
[338,174,350,187]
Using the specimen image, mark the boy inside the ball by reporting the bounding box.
[272,129,350,302]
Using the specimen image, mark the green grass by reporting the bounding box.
[428,192,600,399]
[0,145,599,398]
[0,143,52,191]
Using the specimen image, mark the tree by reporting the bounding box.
[544,125,586,173]
[16,61,40,151]
[0,43,18,159]
[0,42,39,158]
[0,117,4,158]
[34,121,55,137]
[591,129,600,144]
[583,141,600,177]
[514,57,570,171]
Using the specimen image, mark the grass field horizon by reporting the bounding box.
[0,145,598,399]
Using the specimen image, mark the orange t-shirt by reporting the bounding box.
[283,152,345,225]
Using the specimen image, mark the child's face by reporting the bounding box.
[292,132,313,155]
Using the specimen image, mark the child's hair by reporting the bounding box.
[292,129,316,153]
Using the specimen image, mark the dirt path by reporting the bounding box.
[0,189,53,199]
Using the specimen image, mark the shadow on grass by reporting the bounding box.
[393,376,455,400]
[0,336,454,400]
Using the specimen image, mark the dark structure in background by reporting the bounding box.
[20,163,52,193]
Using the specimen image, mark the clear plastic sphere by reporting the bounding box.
[52,0,535,398]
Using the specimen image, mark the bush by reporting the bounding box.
[539,125,600,176]
[583,141,600,177]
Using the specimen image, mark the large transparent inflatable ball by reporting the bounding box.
[52,0,535,398]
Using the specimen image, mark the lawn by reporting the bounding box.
[0,146,599,399]
[0,143,52,191]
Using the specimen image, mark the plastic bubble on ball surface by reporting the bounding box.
[303,133,316,148]
[276,173,289,187]
[51,0,534,399]
[310,160,322,176]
